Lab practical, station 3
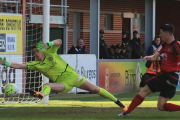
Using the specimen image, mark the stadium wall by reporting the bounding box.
[156,0,180,41]
[65,0,145,53]
[20,0,180,54]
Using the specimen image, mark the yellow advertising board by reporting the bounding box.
[0,14,22,54]
[99,61,147,93]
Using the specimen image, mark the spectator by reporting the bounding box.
[145,35,162,72]
[140,36,162,88]
[147,35,161,56]
[120,45,128,59]
[68,38,87,54]
[122,30,133,58]
[115,44,122,59]
[131,31,144,59]
[109,45,116,59]
[99,30,109,59]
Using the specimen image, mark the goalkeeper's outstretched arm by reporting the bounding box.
[10,62,28,69]
[0,57,27,69]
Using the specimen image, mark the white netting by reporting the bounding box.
[0,0,43,104]
[24,0,43,103]
[0,0,68,104]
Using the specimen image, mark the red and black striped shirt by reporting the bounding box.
[157,40,180,72]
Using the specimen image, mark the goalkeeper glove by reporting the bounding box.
[36,41,54,52]
[0,57,10,67]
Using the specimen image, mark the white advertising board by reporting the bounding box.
[6,34,17,52]
[29,15,65,24]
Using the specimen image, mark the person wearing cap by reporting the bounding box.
[109,45,117,59]
[99,30,109,59]
[120,45,128,59]
[131,31,144,59]
[115,44,122,59]
[122,30,133,58]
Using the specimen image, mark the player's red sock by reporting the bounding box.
[163,103,180,111]
[125,94,144,114]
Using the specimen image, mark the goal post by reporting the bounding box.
[42,0,50,104]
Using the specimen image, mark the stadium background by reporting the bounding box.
[0,0,180,97]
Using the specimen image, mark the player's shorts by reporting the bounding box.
[146,71,179,99]
[139,73,156,87]
[56,71,86,93]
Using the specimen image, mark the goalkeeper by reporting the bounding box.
[0,39,127,112]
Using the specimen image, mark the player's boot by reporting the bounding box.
[119,102,128,111]
[30,89,44,99]
[117,112,129,117]
[115,100,128,111]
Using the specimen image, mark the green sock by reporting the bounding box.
[98,87,117,102]
[40,85,51,96]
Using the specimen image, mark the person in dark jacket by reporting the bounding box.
[120,45,128,59]
[109,45,116,59]
[115,44,122,59]
[131,31,144,59]
[99,30,109,59]
[147,35,161,56]
[122,30,133,58]
[68,38,87,54]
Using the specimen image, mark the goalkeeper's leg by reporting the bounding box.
[79,79,128,111]
[30,89,45,99]
[30,83,67,99]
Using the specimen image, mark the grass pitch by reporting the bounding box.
[1,92,180,120]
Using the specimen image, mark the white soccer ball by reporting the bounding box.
[4,83,19,97]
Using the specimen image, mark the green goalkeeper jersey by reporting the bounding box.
[26,45,75,82]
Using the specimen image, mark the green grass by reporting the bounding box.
[1,92,180,120]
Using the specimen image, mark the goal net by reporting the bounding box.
[0,0,66,104]
[0,0,68,104]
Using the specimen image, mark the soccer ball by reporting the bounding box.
[4,83,19,97]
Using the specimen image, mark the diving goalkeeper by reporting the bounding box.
[0,39,127,111]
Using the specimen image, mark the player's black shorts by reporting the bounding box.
[146,71,179,99]
[139,73,156,87]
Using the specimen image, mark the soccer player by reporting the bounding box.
[0,39,127,111]
[119,24,180,117]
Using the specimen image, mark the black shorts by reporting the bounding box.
[139,73,156,87]
[146,71,179,99]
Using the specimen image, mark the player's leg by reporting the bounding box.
[30,83,66,99]
[158,71,180,111]
[41,83,66,94]
[158,88,180,111]
[158,96,180,111]
[162,101,180,111]
[157,96,169,111]
[121,85,151,115]
[119,74,161,117]
[78,79,128,111]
